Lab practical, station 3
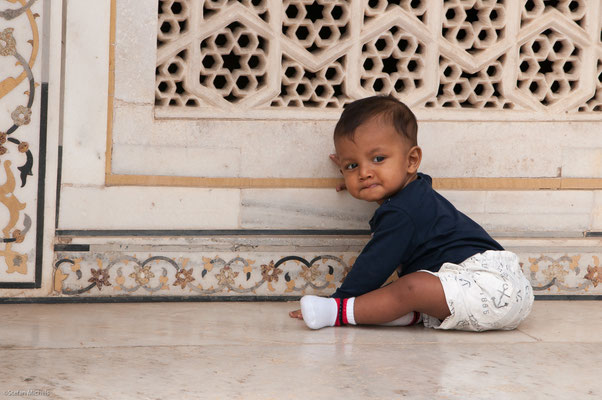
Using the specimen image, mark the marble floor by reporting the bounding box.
[0,300,599,400]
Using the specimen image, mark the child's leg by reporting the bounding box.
[353,271,450,324]
[300,271,450,329]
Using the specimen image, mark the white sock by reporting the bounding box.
[381,312,422,326]
[300,295,337,329]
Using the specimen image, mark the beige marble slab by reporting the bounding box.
[0,301,600,400]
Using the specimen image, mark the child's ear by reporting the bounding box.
[407,146,422,173]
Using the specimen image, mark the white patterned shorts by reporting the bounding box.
[421,250,534,332]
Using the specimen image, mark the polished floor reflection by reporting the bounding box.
[0,301,599,399]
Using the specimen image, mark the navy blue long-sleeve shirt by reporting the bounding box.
[332,173,503,298]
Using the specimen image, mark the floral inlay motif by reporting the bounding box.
[129,265,155,285]
[584,256,601,288]
[299,264,320,282]
[216,266,239,287]
[173,267,195,289]
[88,268,112,290]
[542,262,569,283]
[261,260,282,283]
[55,252,601,296]
[11,105,32,126]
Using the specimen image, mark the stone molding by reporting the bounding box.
[52,236,602,297]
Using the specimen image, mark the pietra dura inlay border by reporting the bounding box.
[0,0,48,289]
[53,248,602,297]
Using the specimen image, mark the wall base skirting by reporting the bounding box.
[48,235,602,298]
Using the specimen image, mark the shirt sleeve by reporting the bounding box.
[332,207,416,298]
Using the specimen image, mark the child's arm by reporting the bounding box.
[333,207,415,298]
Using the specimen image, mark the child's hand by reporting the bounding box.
[289,309,303,319]
[329,153,347,192]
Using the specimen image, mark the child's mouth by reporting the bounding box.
[362,183,378,190]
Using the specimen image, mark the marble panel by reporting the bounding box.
[437,190,488,214]
[419,122,563,178]
[111,111,602,181]
[0,0,54,289]
[110,102,155,145]
[111,143,242,177]
[240,189,592,231]
[113,0,157,104]
[60,0,110,186]
[484,191,594,214]
[592,191,602,231]
[240,189,377,229]
[469,213,591,233]
[561,147,602,178]
[57,186,240,230]
[238,121,337,179]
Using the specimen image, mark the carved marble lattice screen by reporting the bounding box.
[155,0,602,120]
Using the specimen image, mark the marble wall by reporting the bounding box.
[1,0,600,298]
[0,0,58,293]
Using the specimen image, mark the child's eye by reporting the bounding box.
[373,156,385,162]
[345,163,358,170]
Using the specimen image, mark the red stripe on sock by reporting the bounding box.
[409,311,420,326]
[334,298,341,326]
[341,298,348,325]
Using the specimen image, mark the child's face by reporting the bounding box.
[334,117,421,204]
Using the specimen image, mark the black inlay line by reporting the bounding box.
[55,229,372,237]
[54,244,90,252]
[0,282,37,289]
[0,295,600,304]
[0,295,303,304]
[585,231,602,237]
[55,145,62,230]
[533,295,602,301]
[34,82,49,289]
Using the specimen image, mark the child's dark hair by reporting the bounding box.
[334,95,418,146]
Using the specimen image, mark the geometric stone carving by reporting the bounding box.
[518,28,583,107]
[425,55,512,109]
[442,0,506,53]
[271,55,348,108]
[198,22,268,104]
[577,58,602,111]
[521,0,588,29]
[360,25,426,99]
[155,0,602,117]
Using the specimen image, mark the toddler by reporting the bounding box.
[289,96,533,331]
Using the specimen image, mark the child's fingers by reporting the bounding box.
[289,309,303,319]
[329,153,340,166]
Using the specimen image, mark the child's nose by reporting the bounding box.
[359,165,373,180]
